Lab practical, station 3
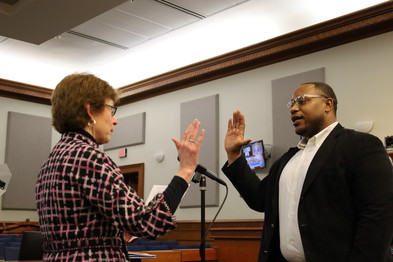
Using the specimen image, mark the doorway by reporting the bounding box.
[119,163,144,198]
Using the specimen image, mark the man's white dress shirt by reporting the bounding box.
[279,122,338,262]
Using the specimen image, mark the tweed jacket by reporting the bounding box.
[223,124,393,262]
[36,131,177,261]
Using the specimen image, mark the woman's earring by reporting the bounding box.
[88,119,96,127]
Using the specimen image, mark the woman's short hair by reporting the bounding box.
[51,73,119,133]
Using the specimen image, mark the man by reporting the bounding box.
[222,82,393,262]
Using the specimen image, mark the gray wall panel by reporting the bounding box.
[271,68,325,161]
[180,94,219,208]
[3,112,52,210]
[104,112,145,150]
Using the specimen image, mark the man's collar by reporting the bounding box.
[297,122,338,149]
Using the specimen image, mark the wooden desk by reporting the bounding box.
[6,249,219,262]
[139,248,218,262]
[6,259,142,262]
[140,250,181,262]
[180,248,217,262]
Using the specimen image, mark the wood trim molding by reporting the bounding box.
[0,78,52,105]
[120,1,393,104]
[2,2,393,105]
[117,1,393,105]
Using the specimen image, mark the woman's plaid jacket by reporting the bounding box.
[36,131,177,261]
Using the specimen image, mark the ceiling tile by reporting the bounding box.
[166,0,249,16]
[115,0,200,28]
[93,9,170,37]
[71,22,146,48]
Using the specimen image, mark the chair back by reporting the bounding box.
[147,245,170,251]
[18,231,43,260]
[0,235,17,239]
[9,241,21,247]
[5,246,20,260]
[126,244,147,251]
[0,242,7,260]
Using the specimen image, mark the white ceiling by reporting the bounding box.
[0,0,248,48]
[0,0,387,88]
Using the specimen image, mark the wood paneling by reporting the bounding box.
[159,219,263,247]
[158,220,209,246]
[209,221,263,262]
[158,219,263,262]
[209,220,263,262]
[180,248,217,262]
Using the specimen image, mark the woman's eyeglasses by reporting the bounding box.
[105,104,117,116]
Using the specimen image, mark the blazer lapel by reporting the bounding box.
[276,147,300,181]
[301,124,344,195]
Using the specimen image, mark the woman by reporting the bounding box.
[35,73,205,261]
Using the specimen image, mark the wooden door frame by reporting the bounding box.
[119,163,144,198]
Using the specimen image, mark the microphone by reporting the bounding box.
[177,157,226,185]
[195,164,227,186]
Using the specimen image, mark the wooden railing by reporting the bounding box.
[0,219,39,235]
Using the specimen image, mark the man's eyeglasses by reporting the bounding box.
[287,94,327,108]
[105,104,117,116]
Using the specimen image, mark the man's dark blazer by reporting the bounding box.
[222,124,393,262]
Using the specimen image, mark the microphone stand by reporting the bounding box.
[188,165,226,262]
[199,175,206,262]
